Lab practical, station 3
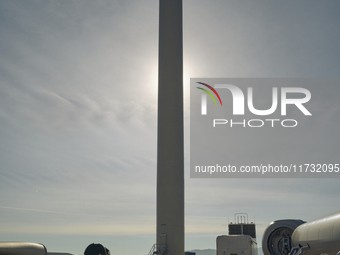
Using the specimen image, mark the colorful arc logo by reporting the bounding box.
[196,82,223,106]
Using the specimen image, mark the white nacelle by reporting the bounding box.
[292,212,340,255]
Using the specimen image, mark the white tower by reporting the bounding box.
[157,0,184,254]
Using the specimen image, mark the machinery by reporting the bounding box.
[0,242,110,255]
[217,235,258,255]
[217,213,258,255]
[262,211,340,255]
[0,242,47,255]
[262,219,305,255]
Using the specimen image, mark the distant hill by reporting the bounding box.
[187,247,263,255]
[187,249,216,255]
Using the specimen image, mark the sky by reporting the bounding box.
[0,1,340,255]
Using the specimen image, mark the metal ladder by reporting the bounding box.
[148,243,158,255]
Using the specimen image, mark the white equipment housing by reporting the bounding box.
[217,235,258,255]
[0,242,47,255]
[217,213,258,255]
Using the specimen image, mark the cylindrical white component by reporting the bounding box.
[292,211,340,255]
[157,0,184,255]
[0,242,47,255]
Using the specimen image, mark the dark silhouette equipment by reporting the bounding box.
[84,243,110,255]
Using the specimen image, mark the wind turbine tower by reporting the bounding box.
[157,0,184,254]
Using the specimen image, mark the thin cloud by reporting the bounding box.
[0,205,97,217]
